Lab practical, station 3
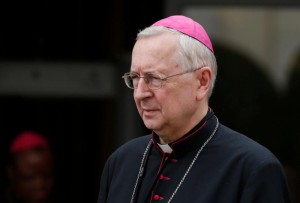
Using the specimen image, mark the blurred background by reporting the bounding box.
[0,0,299,202]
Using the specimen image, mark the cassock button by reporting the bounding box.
[153,194,163,201]
[171,158,178,163]
[159,174,170,180]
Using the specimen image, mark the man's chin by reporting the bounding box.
[143,120,159,131]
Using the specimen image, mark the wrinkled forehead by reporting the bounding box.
[132,33,180,73]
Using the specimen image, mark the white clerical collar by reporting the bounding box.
[157,143,173,153]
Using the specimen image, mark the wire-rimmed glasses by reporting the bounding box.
[122,67,203,90]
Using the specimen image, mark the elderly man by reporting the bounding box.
[98,15,291,203]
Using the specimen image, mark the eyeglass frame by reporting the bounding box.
[121,66,204,90]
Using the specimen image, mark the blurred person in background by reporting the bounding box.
[1,131,55,203]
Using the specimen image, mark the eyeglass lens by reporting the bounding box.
[124,73,162,90]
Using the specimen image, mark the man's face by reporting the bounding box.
[9,149,54,203]
[131,33,201,142]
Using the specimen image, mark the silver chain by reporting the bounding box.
[130,139,152,203]
[130,117,219,203]
[167,118,219,202]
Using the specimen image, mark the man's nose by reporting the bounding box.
[134,78,151,98]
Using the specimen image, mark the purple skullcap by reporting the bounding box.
[152,15,214,53]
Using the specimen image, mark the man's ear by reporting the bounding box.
[196,66,212,100]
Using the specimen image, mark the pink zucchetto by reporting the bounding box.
[9,131,49,153]
[151,15,214,53]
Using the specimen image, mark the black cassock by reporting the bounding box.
[98,111,291,203]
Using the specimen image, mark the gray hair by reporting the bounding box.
[137,26,217,98]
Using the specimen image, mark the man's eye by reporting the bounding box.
[130,74,140,79]
[151,76,161,80]
[149,76,162,86]
[147,74,160,80]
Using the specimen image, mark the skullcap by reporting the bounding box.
[152,15,214,53]
[9,131,49,153]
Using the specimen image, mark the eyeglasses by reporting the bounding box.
[122,67,203,90]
